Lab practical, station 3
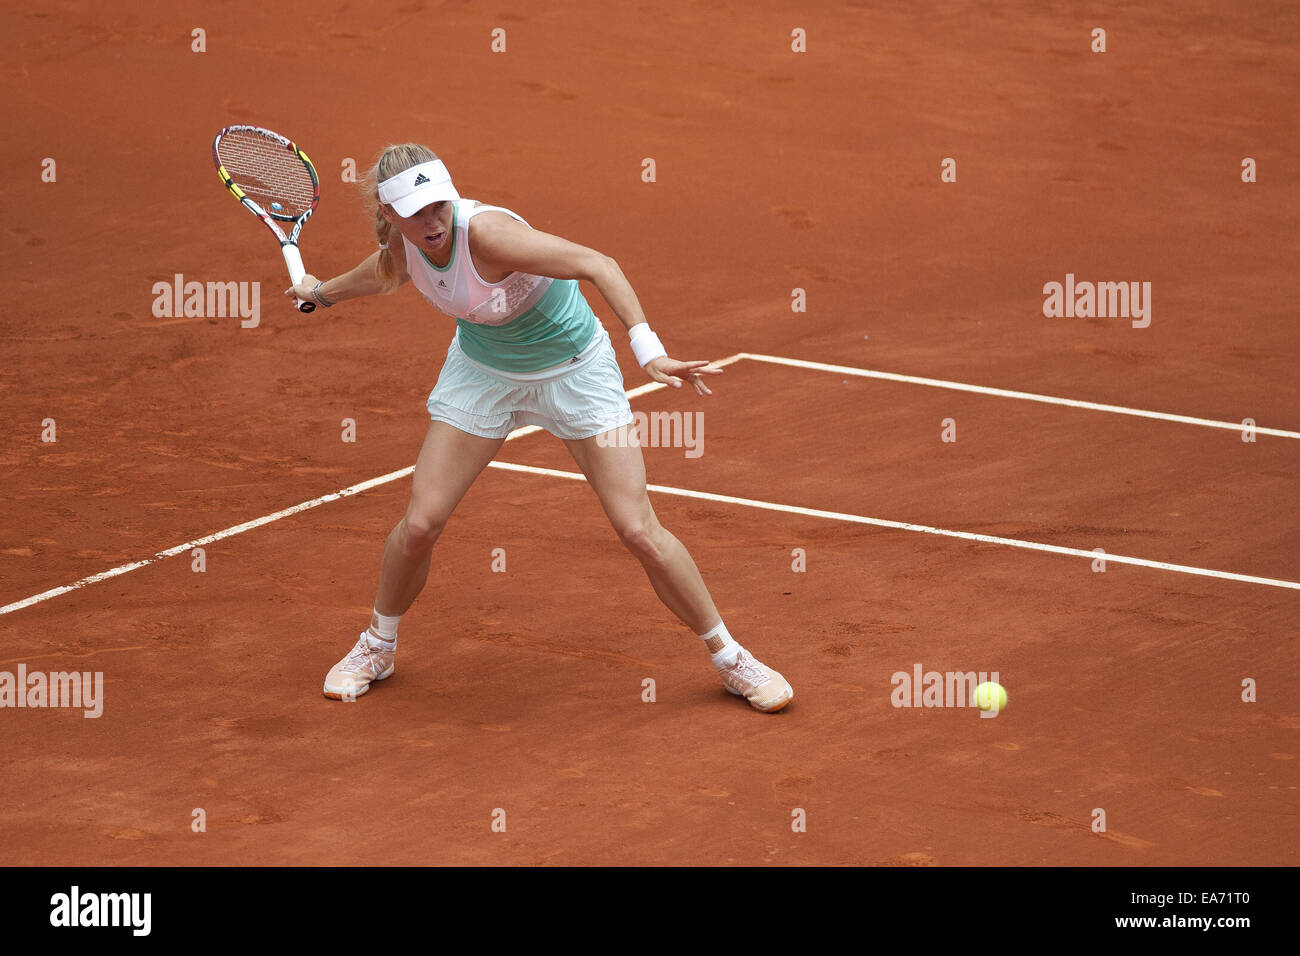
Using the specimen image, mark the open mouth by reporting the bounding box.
[426,232,444,245]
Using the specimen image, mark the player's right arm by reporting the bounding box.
[285,244,410,305]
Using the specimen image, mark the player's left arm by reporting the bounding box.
[469,214,722,393]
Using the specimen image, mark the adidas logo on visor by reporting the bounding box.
[412,173,431,186]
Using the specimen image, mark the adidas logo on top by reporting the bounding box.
[438,280,447,288]
[413,173,431,186]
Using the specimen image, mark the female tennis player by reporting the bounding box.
[286,143,792,713]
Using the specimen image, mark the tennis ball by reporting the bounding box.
[973,681,1007,712]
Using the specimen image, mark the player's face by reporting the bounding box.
[386,200,454,259]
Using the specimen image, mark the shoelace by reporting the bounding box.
[725,651,771,688]
[343,637,385,676]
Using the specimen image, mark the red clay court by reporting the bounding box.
[1,1,1297,866]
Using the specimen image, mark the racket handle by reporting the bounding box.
[281,243,316,314]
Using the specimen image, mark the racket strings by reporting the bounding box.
[217,132,316,216]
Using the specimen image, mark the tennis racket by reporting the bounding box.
[212,125,320,313]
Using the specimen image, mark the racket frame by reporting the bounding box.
[212,125,321,314]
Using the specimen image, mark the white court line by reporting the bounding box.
[0,352,751,617]
[5,348,1294,617]
[741,353,1300,440]
[0,466,417,617]
[487,460,1300,592]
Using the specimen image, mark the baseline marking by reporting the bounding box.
[740,352,1300,439]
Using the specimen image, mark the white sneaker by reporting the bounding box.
[716,648,793,712]
[323,631,395,700]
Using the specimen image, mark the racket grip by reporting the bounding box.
[281,243,315,314]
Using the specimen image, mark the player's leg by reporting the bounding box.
[324,421,505,699]
[561,425,792,712]
[564,422,716,631]
[375,420,507,617]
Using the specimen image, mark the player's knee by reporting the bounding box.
[400,509,448,554]
[616,518,667,565]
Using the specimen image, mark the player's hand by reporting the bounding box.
[644,357,723,396]
[285,274,319,303]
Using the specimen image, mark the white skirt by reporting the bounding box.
[426,325,635,441]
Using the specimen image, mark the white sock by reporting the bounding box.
[699,621,740,666]
[367,609,400,648]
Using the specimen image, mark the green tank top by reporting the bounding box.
[455,279,597,372]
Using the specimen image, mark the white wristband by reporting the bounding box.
[628,323,667,368]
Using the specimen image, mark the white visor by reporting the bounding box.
[377,160,460,217]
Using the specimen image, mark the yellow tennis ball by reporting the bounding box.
[973,681,1007,712]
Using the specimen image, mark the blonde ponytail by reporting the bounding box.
[364,142,441,293]
[374,205,398,290]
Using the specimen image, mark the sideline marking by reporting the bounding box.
[740,352,1300,439]
[485,460,1300,591]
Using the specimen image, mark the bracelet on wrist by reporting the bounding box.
[312,281,336,308]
